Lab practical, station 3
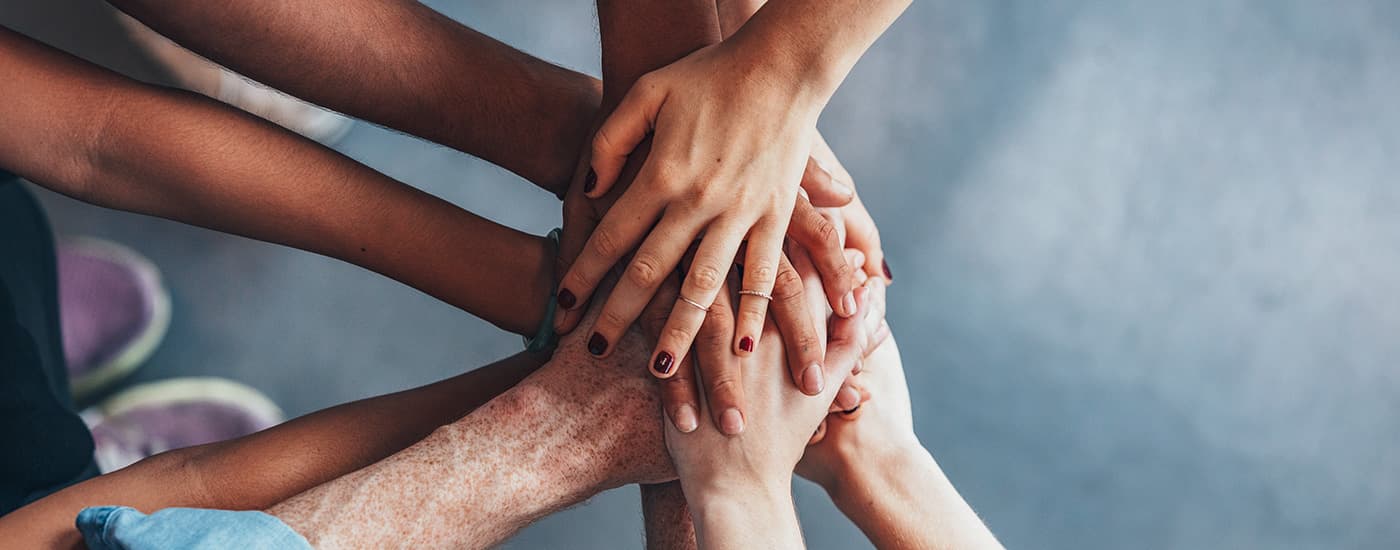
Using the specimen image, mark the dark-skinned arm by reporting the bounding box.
[106,0,600,195]
[0,25,551,335]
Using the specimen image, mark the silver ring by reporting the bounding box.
[738,289,773,301]
[678,295,710,312]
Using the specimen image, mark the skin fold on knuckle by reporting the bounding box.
[688,263,725,293]
[625,254,665,289]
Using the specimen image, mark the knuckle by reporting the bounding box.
[815,217,840,246]
[774,269,805,301]
[706,376,741,401]
[598,307,631,333]
[738,307,768,328]
[625,255,665,288]
[746,263,776,286]
[589,227,622,258]
[795,332,822,356]
[665,325,695,346]
[688,264,725,292]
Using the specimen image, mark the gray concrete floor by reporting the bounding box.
[5,0,1399,548]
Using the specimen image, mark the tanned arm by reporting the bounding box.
[0,351,548,549]
[588,2,724,546]
[106,0,600,194]
[0,26,551,335]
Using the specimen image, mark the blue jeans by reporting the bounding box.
[78,506,311,549]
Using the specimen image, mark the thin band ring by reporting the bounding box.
[678,295,710,312]
[738,289,773,301]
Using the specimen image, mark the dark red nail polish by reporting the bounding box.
[739,336,754,352]
[556,288,576,309]
[588,332,608,356]
[882,259,893,281]
[654,351,675,375]
[583,170,597,193]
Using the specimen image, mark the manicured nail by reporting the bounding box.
[720,408,745,435]
[841,292,857,317]
[583,169,597,193]
[739,336,754,353]
[587,332,608,356]
[653,351,675,375]
[556,288,577,309]
[801,363,824,395]
[882,259,893,281]
[674,405,699,433]
[837,386,862,410]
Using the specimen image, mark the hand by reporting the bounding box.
[664,247,873,500]
[796,282,913,491]
[555,39,855,395]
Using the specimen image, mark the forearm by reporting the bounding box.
[641,482,698,550]
[715,0,764,38]
[268,374,614,548]
[597,0,722,107]
[830,446,1002,550]
[729,0,911,105]
[107,0,599,193]
[690,481,804,550]
[0,351,547,549]
[0,27,551,334]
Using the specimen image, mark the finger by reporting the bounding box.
[660,354,702,434]
[844,193,891,283]
[586,216,698,358]
[845,249,867,277]
[589,76,663,198]
[696,274,745,435]
[769,253,826,396]
[808,418,829,446]
[553,183,601,335]
[555,186,665,331]
[862,278,889,357]
[733,219,783,357]
[818,286,873,399]
[788,199,857,318]
[799,156,854,208]
[650,220,747,379]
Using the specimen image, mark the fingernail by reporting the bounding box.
[674,405,699,433]
[583,169,597,193]
[882,260,893,281]
[720,408,745,435]
[837,386,861,410]
[801,363,824,395]
[587,332,608,356]
[557,288,577,309]
[739,336,754,353]
[842,292,857,317]
[653,351,675,375]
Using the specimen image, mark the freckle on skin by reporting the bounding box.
[360,247,367,252]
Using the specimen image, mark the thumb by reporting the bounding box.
[800,156,854,208]
[589,77,663,198]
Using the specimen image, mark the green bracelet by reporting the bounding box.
[523,228,562,352]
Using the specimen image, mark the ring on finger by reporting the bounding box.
[738,289,773,301]
[678,295,710,312]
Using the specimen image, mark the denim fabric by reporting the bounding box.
[77,506,312,549]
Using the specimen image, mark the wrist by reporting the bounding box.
[826,438,933,513]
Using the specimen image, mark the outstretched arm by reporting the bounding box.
[0,25,552,335]
[0,351,548,549]
[106,0,600,194]
[267,292,676,548]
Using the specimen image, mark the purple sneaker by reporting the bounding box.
[82,377,284,473]
[58,238,172,401]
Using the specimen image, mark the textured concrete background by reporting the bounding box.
[3,1,1398,548]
